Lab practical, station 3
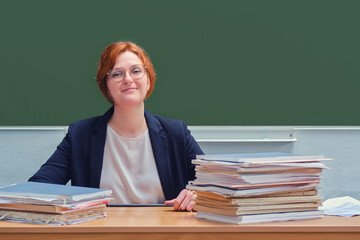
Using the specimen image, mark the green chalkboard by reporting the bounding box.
[1,0,359,126]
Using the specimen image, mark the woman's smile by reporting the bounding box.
[122,87,138,92]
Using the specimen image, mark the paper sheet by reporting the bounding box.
[319,196,360,217]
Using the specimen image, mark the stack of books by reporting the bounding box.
[0,182,112,225]
[187,152,331,224]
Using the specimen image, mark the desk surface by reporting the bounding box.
[1,207,360,240]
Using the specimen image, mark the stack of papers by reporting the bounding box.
[0,182,112,225]
[187,152,331,224]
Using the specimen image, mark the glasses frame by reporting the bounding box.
[106,64,147,83]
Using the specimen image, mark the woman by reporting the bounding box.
[29,41,204,211]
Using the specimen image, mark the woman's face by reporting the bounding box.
[107,51,150,107]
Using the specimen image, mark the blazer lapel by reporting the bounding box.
[145,111,175,200]
[89,107,114,188]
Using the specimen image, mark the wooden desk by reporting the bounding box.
[1,207,359,240]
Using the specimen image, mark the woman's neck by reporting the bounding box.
[108,104,147,138]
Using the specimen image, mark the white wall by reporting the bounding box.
[0,127,66,187]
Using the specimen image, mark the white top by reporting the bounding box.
[99,124,165,204]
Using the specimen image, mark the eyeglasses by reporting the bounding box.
[107,64,147,82]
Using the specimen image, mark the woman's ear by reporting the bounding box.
[147,77,150,91]
[107,87,114,104]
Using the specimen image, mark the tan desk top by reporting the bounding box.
[1,207,360,240]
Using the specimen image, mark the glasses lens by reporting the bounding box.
[130,65,145,79]
[108,70,125,82]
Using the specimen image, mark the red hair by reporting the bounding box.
[96,42,156,104]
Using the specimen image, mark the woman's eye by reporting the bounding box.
[132,68,142,75]
[112,72,124,78]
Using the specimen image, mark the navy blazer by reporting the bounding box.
[29,107,204,200]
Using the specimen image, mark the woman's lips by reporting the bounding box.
[122,87,137,92]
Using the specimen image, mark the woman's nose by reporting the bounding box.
[122,71,133,83]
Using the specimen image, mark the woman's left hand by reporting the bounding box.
[164,189,196,211]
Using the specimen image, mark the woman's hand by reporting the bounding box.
[164,189,196,211]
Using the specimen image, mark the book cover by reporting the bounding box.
[0,200,111,213]
[0,182,112,204]
[195,204,320,216]
[195,152,330,164]
[190,179,320,190]
[0,205,106,225]
[196,195,322,206]
[195,210,324,224]
[194,188,318,200]
[187,183,319,196]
